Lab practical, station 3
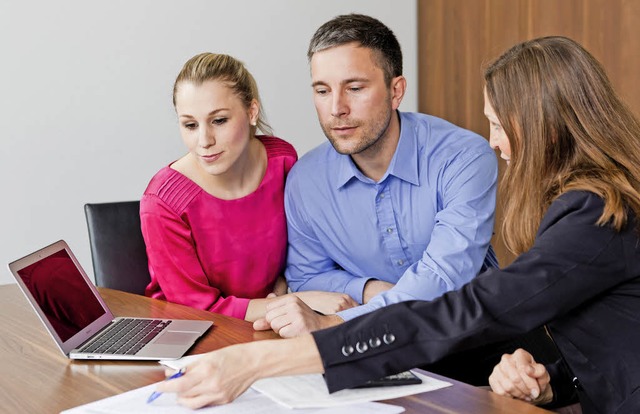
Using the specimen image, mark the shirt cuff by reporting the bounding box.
[342,277,372,305]
[337,302,374,321]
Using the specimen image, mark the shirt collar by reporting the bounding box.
[335,111,420,189]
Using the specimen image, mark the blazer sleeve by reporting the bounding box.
[542,358,579,409]
[312,191,636,392]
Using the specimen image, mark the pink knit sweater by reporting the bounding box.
[141,136,297,319]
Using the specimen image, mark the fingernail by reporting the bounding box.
[531,389,539,399]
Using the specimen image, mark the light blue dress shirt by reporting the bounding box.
[284,111,498,321]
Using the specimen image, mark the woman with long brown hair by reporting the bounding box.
[157,37,640,414]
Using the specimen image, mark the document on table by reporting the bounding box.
[161,355,452,409]
[60,384,404,414]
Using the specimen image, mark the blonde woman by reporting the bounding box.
[141,53,356,321]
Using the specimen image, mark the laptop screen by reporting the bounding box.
[15,248,106,342]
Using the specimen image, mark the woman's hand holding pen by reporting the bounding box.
[155,344,260,409]
[155,336,323,409]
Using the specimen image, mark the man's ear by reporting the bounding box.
[390,76,407,111]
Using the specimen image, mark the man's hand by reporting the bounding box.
[253,295,344,338]
[293,290,358,314]
[363,280,395,303]
[489,348,553,405]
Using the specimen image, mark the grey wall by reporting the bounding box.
[0,0,418,285]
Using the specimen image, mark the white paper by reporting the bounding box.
[160,353,201,371]
[60,384,405,414]
[251,371,451,408]
[161,355,452,409]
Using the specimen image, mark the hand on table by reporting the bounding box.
[489,348,553,405]
[293,290,358,314]
[253,295,344,338]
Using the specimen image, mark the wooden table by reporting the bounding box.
[0,284,552,413]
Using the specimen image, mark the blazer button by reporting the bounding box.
[341,345,354,357]
[356,341,369,353]
[383,333,396,345]
[369,337,382,348]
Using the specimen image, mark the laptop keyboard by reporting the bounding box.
[80,318,172,355]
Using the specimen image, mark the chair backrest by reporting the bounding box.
[84,201,151,295]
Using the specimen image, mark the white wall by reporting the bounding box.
[0,0,418,285]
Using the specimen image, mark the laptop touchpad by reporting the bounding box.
[155,331,200,345]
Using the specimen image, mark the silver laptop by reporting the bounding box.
[8,240,212,360]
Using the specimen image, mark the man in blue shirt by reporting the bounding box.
[255,14,498,337]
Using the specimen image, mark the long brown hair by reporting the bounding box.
[484,36,640,254]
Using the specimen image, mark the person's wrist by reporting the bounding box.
[362,279,377,303]
[321,314,344,330]
[248,340,285,379]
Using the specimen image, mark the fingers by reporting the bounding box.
[252,318,271,331]
[529,361,549,380]
[267,299,315,337]
[156,349,252,409]
[268,311,300,337]
[488,369,509,397]
[173,374,234,408]
[489,351,541,402]
[266,292,277,298]
[276,321,306,338]
[156,369,199,394]
[265,294,303,312]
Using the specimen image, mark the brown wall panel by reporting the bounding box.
[418,0,640,266]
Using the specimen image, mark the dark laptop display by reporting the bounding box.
[16,249,106,342]
[8,240,212,360]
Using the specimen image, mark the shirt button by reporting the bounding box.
[356,341,369,353]
[383,333,396,345]
[386,227,393,234]
[379,193,385,199]
[341,345,354,357]
[397,259,404,266]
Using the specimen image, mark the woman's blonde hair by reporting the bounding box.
[484,36,640,254]
[173,53,272,136]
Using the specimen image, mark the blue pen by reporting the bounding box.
[147,369,185,404]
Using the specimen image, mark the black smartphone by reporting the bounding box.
[353,370,422,388]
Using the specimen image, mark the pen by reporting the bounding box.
[147,369,185,404]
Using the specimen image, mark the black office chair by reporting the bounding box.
[84,201,151,295]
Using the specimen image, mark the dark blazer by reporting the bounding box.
[313,191,640,414]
